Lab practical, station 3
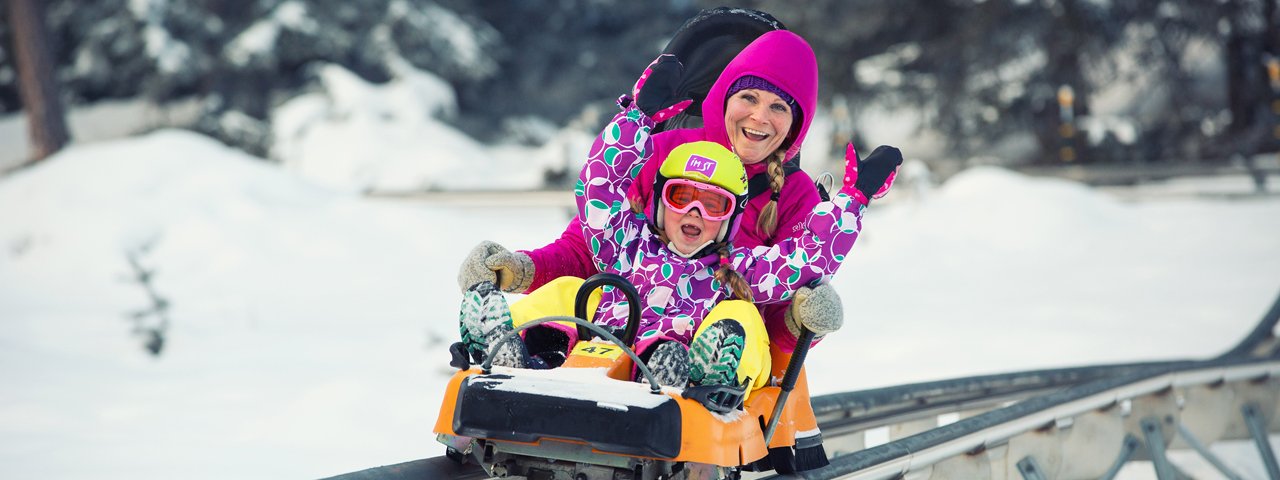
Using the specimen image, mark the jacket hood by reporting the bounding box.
[702,30,818,161]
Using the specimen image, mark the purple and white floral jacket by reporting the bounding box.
[574,104,868,354]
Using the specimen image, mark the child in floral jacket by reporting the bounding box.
[458,55,901,392]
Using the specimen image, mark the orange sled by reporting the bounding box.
[433,274,827,479]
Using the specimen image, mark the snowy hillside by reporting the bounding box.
[270,62,594,193]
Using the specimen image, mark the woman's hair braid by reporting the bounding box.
[715,243,754,302]
[754,150,787,238]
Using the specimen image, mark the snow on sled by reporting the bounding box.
[434,274,827,480]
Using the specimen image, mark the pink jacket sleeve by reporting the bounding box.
[517,216,598,294]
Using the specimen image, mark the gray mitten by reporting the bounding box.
[457,241,535,293]
[784,283,844,338]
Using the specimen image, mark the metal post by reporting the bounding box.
[1100,434,1141,480]
[1016,456,1048,480]
[1269,55,1280,138]
[1241,402,1280,479]
[1174,423,1244,480]
[1268,55,1280,192]
[1140,416,1176,480]
[1056,85,1076,163]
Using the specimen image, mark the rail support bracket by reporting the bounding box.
[1100,434,1140,480]
[1242,402,1280,479]
[1016,455,1047,480]
[1139,416,1176,480]
[1175,423,1244,480]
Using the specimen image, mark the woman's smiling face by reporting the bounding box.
[723,88,793,165]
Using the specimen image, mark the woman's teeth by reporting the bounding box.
[743,127,770,141]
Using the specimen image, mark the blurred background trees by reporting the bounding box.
[4,0,68,162]
[1,0,1277,175]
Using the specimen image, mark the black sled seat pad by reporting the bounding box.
[454,373,682,459]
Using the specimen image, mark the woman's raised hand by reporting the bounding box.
[631,54,693,123]
[843,143,903,204]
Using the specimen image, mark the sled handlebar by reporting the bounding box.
[574,273,642,346]
[764,327,816,445]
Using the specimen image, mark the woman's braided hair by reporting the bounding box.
[754,149,787,238]
[715,243,754,302]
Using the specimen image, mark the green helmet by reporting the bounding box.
[649,141,749,251]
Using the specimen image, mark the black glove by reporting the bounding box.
[632,54,693,123]
[853,145,903,200]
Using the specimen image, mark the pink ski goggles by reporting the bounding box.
[660,178,736,221]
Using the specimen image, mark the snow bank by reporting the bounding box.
[271,62,575,193]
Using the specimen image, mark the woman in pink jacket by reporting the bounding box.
[456,28,902,472]
[459,30,843,354]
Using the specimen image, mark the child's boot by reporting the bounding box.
[689,318,747,387]
[644,340,690,387]
[459,281,527,368]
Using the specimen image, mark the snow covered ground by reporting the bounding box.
[3,63,1280,477]
[1,127,1278,479]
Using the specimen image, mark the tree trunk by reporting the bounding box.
[6,0,69,164]
[1266,0,1278,56]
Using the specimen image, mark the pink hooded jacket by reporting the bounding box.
[522,31,823,352]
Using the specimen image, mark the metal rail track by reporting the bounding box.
[762,289,1280,479]
[768,358,1280,479]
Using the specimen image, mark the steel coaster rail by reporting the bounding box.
[766,357,1280,480]
[813,286,1280,439]
[811,359,1192,437]
[760,289,1280,480]
[318,456,488,480]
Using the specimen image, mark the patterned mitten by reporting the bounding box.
[457,241,534,293]
[785,284,844,338]
[631,54,694,123]
[842,143,903,204]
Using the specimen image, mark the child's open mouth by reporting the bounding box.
[680,224,702,238]
[742,127,771,142]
